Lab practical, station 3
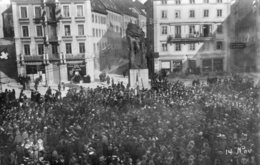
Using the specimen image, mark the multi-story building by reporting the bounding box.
[0,0,11,38]
[91,0,108,72]
[112,0,138,38]
[153,0,231,75]
[229,0,258,72]
[11,0,94,84]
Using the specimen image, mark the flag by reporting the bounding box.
[55,1,62,21]
[0,48,8,59]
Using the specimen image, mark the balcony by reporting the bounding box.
[75,17,85,22]
[62,35,73,41]
[167,33,215,43]
[61,17,72,23]
[18,18,30,24]
[76,35,86,41]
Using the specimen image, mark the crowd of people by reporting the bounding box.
[0,74,259,165]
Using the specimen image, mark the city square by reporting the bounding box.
[0,0,260,165]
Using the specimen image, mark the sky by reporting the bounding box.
[0,0,10,4]
[0,0,146,5]
[138,0,147,4]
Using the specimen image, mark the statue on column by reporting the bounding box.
[126,23,147,69]
[126,23,150,89]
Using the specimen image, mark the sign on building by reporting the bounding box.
[230,42,246,49]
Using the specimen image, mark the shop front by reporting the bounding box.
[25,64,46,82]
[172,60,182,72]
[202,58,223,74]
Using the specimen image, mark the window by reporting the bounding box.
[93,28,95,37]
[176,0,181,4]
[162,43,168,51]
[175,26,181,37]
[52,44,58,54]
[189,25,195,34]
[217,9,222,17]
[204,0,209,3]
[64,25,71,36]
[63,6,70,17]
[22,26,29,37]
[35,6,41,18]
[190,0,195,4]
[77,5,83,17]
[176,43,181,51]
[66,43,72,54]
[190,43,195,50]
[217,25,223,33]
[204,10,209,17]
[175,10,181,18]
[190,10,195,18]
[36,26,43,37]
[95,15,97,23]
[161,10,167,19]
[79,43,85,53]
[161,0,167,4]
[20,7,27,18]
[92,14,94,23]
[96,29,98,37]
[99,29,101,37]
[161,26,168,35]
[78,24,84,35]
[216,41,223,50]
[217,0,222,3]
[38,44,44,55]
[24,45,30,55]
[202,59,212,72]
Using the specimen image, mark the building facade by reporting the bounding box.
[229,0,258,73]
[12,0,94,84]
[91,0,108,72]
[153,0,231,75]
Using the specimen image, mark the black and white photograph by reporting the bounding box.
[0,0,260,164]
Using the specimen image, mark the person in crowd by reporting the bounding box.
[0,74,258,165]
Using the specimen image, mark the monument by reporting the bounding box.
[126,23,150,89]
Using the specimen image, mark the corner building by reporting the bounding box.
[12,0,94,84]
[153,0,231,74]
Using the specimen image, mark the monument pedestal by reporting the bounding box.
[129,69,150,89]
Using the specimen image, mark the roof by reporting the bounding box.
[132,1,146,16]
[1,5,12,16]
[133,0,145,10]
[91,0,107,15]
[111,0,138,18]
[98,0,122,15]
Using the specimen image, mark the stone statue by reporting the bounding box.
[126,23,147,69]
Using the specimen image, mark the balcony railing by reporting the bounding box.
[167,33,215,43]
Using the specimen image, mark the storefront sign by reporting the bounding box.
[161,61,171,69]
[230,42,246,49]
